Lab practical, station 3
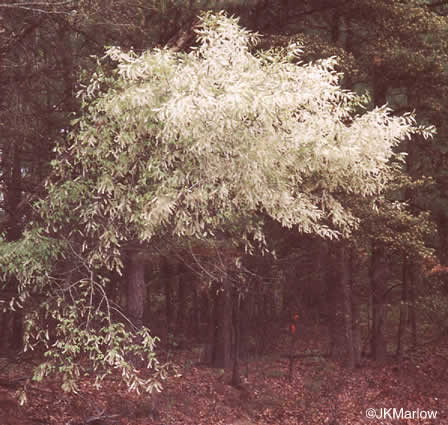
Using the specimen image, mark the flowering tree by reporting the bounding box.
[0,11,434,398]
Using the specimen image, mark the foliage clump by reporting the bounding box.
[0,12,434,399]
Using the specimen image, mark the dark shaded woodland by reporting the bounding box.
[1,1,448,424]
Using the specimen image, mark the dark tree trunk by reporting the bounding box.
[341,246,355,368]
[352,285,362,366]
[161,256,174,334]
[177,264,186,336]
[6,143,22,242]
[396,256,408,358]
[437,214,448,266]
[0,312,9,353]
[56,21,75,114]
[327,242,356,366]
[365,289,372,358]
[192,283,201,339]
[203,290,215,364]
[255,282,267,355]
[213,278,233,369]
[142,258,153,328]
[408,265,418,347]
[127,252,146,329]
[350,251,362,366]
[316,238,329,322]
[239,291,250,378]
[263,287,276,321]
[370,245,389,362]
[231,290,242,386]
[326,242,345,359]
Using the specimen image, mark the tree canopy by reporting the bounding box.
[47,12,433,255]
[0,11,435,398]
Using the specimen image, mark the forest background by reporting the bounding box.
[1,1,448,424]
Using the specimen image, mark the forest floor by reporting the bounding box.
[1,326,448,425]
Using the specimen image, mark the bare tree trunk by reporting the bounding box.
[351,277,361,366]
[437,215,448,266]
[192,283,201,339]
[56,20,75,114]
[316,238,330,340]
[396,256,408,357]
[327,243,356,366]
[327,242,344,359]
[201,289,214,364]
[370,244,389,362]
[161,256,173,334]
[177,264,186,337]
[370,53,390,362]
[231,289,241,386]
[408,265,418,347]
[213,278,233,368]
[6,143,22,242]
[127,252,146,329]
[0,313,6,353]
[239,290,250,378]
[341,246,355,368]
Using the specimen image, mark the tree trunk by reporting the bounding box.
[437,214,448,266]
[56,20,75,114]
[316,238,329,323]
[408,265,418,347]
[351,279,362,366]
[255,282,268,355]
[231,289,241,386]
[0,312,9,353]
[192,283,201,339]
[203,290,214,364]
[396,256,408,357]
[370,244,389,362]
[177,264,186,337]
[239,290,250,378]
[341,246,355,368]
[213,278,233,368]
[127,252,146,329]
[161,256,174,334]
[327,242,356,366]
[326,242,344,359]
[6,143,22,242]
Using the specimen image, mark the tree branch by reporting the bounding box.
[0,0,73,7]
[291,0,353,19]
[427,0,448,8]
[0,0,74,14]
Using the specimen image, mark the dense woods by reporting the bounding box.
[1,1,448,424]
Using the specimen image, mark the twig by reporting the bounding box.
[281,352,329,359]
[84,409,119,425]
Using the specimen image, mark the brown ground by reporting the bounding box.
[1,330,447,425]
